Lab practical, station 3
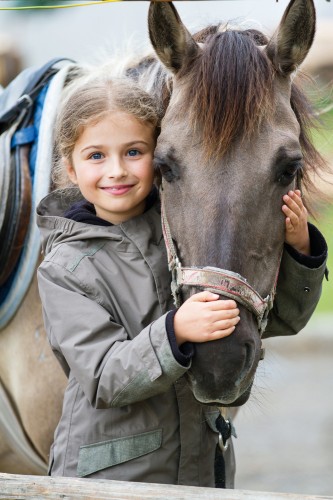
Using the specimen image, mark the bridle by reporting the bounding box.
[160,186,282,335]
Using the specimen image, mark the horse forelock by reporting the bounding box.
[178,29,275,161]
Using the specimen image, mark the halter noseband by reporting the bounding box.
[160,188,281,335]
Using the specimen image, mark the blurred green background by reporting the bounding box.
[311,105,333,313]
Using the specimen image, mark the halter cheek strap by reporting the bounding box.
[160,187,281,335]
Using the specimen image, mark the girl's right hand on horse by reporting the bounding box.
[174,291,240,346]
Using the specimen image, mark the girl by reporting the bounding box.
[37,72,327,487]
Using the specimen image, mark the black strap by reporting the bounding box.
[215,445,226,488]
[214,414,232,489]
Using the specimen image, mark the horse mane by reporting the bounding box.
[179,27,274,161]
[177,25,330,212]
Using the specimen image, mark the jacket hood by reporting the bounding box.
[36,188,162,256]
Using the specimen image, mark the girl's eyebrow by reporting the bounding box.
[80,144,104,153]
[124,140,151,147]
[80,140,150,153]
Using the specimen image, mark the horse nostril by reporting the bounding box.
[236,342,256,387]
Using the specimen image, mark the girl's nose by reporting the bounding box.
[106,157,127,177]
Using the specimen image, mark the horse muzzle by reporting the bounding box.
[186,306,262,406]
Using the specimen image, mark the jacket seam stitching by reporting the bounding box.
[41,261,102,303]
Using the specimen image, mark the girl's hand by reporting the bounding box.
[173,291,240,346]
[282,189,310,255]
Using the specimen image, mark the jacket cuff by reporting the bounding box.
[284,222,327,269]
[166,309,194,367]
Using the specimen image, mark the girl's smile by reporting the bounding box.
[100,185,136,195]
[65,111,155,224]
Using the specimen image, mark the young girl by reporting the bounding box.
[37,72,327,487]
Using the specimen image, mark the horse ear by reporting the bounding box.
[148,1,199,74]
[266,0,316,75]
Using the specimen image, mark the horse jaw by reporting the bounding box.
[185,304,262,406]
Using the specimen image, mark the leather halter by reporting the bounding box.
[160,187,281,334]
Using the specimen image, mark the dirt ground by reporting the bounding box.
[233,316,333,496]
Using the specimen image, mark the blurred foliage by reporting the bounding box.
[311,88,333,157]
[312,203,333,314]
[310,98,333,314]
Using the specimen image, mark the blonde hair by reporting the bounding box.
[52,70,161,189]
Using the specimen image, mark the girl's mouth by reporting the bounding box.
[101,185,135,196]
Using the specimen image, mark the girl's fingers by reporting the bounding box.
[288,190,307,214]
[283,193,301,216]
[205,326,236,341]
[206,299,238,311]
[285,217,292,228]
[212,316,240,331]
[188,291,220,303]
[282,205,298,226]
[214,308,240,319]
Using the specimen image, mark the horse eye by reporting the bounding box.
[277,161,303,186]
[153,157,180,183]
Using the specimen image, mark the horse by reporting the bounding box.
[146,0,327,406]
[0,0,327,478]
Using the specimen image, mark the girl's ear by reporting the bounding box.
[64,158,78,185]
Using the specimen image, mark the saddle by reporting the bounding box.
[0,58,75,328]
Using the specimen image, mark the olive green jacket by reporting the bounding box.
[36,189,327,487]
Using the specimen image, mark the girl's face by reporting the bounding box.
[66,111,155,224]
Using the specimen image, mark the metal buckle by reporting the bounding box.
[17,94,33,110]
[218,432,229,452]
[218,417,231,452]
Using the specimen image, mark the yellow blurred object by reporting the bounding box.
[0,0,119,11]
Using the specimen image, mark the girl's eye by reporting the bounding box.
[127,149,140,157]
[90,152,103,160]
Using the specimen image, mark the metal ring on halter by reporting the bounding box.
[218,432,229,452]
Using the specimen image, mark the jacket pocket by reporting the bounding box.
[77,429,162,477]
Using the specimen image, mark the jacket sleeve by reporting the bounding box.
[263,224,328,339]
[37,261,190,409]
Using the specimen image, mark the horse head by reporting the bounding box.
[148,0,317,406]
